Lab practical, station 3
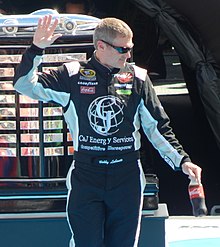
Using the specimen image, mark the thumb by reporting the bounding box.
[50,33,63,44]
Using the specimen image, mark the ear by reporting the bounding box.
[97,40,105,51]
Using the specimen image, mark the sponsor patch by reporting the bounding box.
[115,72,133,83]
[116,89,132,95]
[78,81,98,86]
[80,86,95,94]
[79,69,96,81]
[114,83,132,89]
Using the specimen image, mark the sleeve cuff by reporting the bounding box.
[178,156,191,171]
[29,43,44,55]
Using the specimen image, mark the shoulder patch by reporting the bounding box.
[133,65,148,81]
[64,61,80,77]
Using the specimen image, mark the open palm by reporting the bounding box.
[33,15,62,49]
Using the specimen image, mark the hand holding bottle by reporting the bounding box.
[188,178,208,217]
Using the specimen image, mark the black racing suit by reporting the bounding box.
[13,44,190,247]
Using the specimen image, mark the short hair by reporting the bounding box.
[93,18,133,49]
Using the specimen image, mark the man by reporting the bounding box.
[13,15,202,247]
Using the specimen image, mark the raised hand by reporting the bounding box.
[33,15,62,49]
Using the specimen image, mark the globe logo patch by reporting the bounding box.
[88,96,124,136]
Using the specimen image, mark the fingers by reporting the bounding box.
[38,15,57,34]
[34,15,62,49]
[191,164,202,184]
[44,15,52,30]
[182,162,202,184]
[188,168,201,184]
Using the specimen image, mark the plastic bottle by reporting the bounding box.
[188,178,208,217]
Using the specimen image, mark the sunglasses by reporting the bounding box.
[101,40,133,54]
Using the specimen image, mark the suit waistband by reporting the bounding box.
[73,151,140,165]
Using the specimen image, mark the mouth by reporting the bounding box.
[119,58,127,62]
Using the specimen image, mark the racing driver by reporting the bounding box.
[13,15,202,247]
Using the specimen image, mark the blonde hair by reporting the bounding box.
[93,18,133,49]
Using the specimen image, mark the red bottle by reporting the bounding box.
[188,179,208,217]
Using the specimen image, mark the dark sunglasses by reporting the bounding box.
[101,39,133,54]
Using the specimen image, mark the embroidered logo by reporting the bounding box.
[114,72,133,95]
[79,69,96,81]
[115,72,133,83]
[116,89,132,95]
[88,96,124,136]
[80,86,95,94]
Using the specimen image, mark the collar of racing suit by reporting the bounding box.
[89,52,120,78]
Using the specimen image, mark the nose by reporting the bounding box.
[125,50,132,59]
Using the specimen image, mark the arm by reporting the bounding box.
[13,15,71,105]
[142,75,190,162]
[135,66,202,182]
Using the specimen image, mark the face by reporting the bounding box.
[96,36,133,69]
